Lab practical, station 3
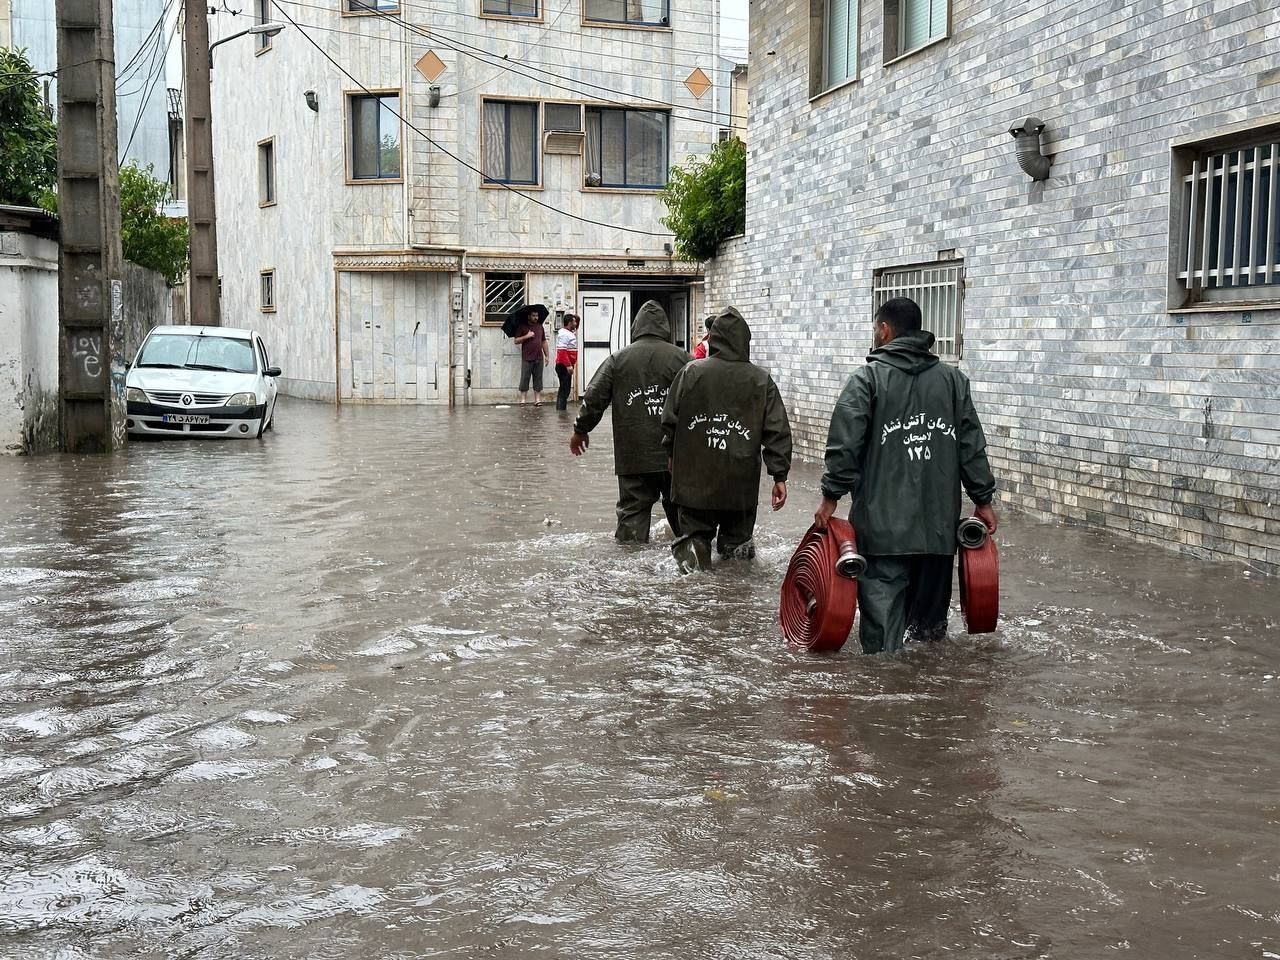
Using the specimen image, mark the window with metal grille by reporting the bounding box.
[260,270,275,312]
[584,0,669,26]
[810,0,857,96]
[883,0,947,62]
[872,260,964,360]
[484,272,526,325]
[483,0,538,16]
[1173,135,1279,307]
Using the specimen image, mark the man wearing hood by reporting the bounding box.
[570,301,690,543]
[815,297,998,654]
[661,306,793,572]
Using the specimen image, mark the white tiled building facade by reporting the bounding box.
[211,0,722,405]
[708,0,1280,571]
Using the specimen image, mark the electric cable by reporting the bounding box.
[274,0,747,124]
[270,0,674,237]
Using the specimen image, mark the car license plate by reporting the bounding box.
[161,415,210,425]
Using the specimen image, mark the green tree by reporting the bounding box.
[118,162,190,285]
[0,48,58,207]
[660,137,747,263]
[42,163,190,285]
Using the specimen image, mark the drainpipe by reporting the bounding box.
[459,250,472,408]
[1008,117,1051,181]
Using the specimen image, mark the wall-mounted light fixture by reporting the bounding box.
[1008,116,1051,181]
[304,89,319,113]
[428,85,441,108]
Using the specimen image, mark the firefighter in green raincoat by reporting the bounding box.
[571,301,690,543]
[662,307,793,572]
[815,297,999,654]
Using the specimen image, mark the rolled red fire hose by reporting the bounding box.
[957,516,999,634]
[780,518,862,653]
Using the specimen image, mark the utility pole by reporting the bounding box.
[184,0,220,326]
[56,0,126,452]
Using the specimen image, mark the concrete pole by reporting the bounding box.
[184,0,220,327]
[56,0,126,452]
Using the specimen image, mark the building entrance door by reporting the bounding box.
[578,292,629,390]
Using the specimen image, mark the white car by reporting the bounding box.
[125,326,280,439]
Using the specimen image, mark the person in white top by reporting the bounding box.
[554,315,580,411]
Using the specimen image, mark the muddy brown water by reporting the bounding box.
[0,401,1277,959]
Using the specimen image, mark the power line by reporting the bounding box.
[273,7,744,86]
[276,0,748,84]
[269,0,674,238]
[283,0,746,125]
[121,8,181,160]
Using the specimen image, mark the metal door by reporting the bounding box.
[578,292,629,389]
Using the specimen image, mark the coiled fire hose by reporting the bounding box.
[957,516,999,634]
[779,518,864,653]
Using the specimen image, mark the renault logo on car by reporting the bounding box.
[181,394,193,406]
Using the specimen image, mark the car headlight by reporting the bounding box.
[225,392,257,406]
[126,387,147,403]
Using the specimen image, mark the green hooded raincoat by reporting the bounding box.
[661,308,793,513]
[821,330,996,556]
[574,302,691,476]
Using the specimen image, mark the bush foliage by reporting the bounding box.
[118,163,190,286]
[660,138,747,263]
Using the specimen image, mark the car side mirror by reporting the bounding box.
[125,360,132,370]
[264,366,281,378]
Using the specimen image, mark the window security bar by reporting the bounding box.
[1178,143,1279,288]
[485,278,525,318]
[872,263,964,361]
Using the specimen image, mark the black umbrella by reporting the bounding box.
[502,303,550,338]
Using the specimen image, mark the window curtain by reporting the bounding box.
[352,97,379,179]
[825,0,855,87]
[507,102,537,183]
[903,0,945,52]
[585,0,625,21]
[625,110,666,186]
[585,109,602,182]
[483,101,505,180]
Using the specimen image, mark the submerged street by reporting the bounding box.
[0,401,1277,959]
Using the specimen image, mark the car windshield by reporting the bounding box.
[137,334,257,374]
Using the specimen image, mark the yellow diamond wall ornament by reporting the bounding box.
[683,67,712,100]
[416,50,447,84]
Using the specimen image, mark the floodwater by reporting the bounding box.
[0,401,1277,960]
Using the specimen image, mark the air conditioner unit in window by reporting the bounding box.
[543,129,585,156]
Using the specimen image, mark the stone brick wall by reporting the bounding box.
[707,0,1280,573]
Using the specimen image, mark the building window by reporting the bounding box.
[812,0,857,96]
[584,107,669,189]
[545,103,582,132]
[255,0,273,50]
[483,100,539,185]
[349,93,401,181]
[883,0,947,62]
[872,260,964,360]
[584,0,669,27]
[258,138,275,205]
[484,272,526,325]
[260,270,276,312]
[1173,132,1280,308]
[482,0,538,16]
[344,0,398,13]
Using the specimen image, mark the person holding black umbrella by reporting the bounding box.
[509,304,550,406]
